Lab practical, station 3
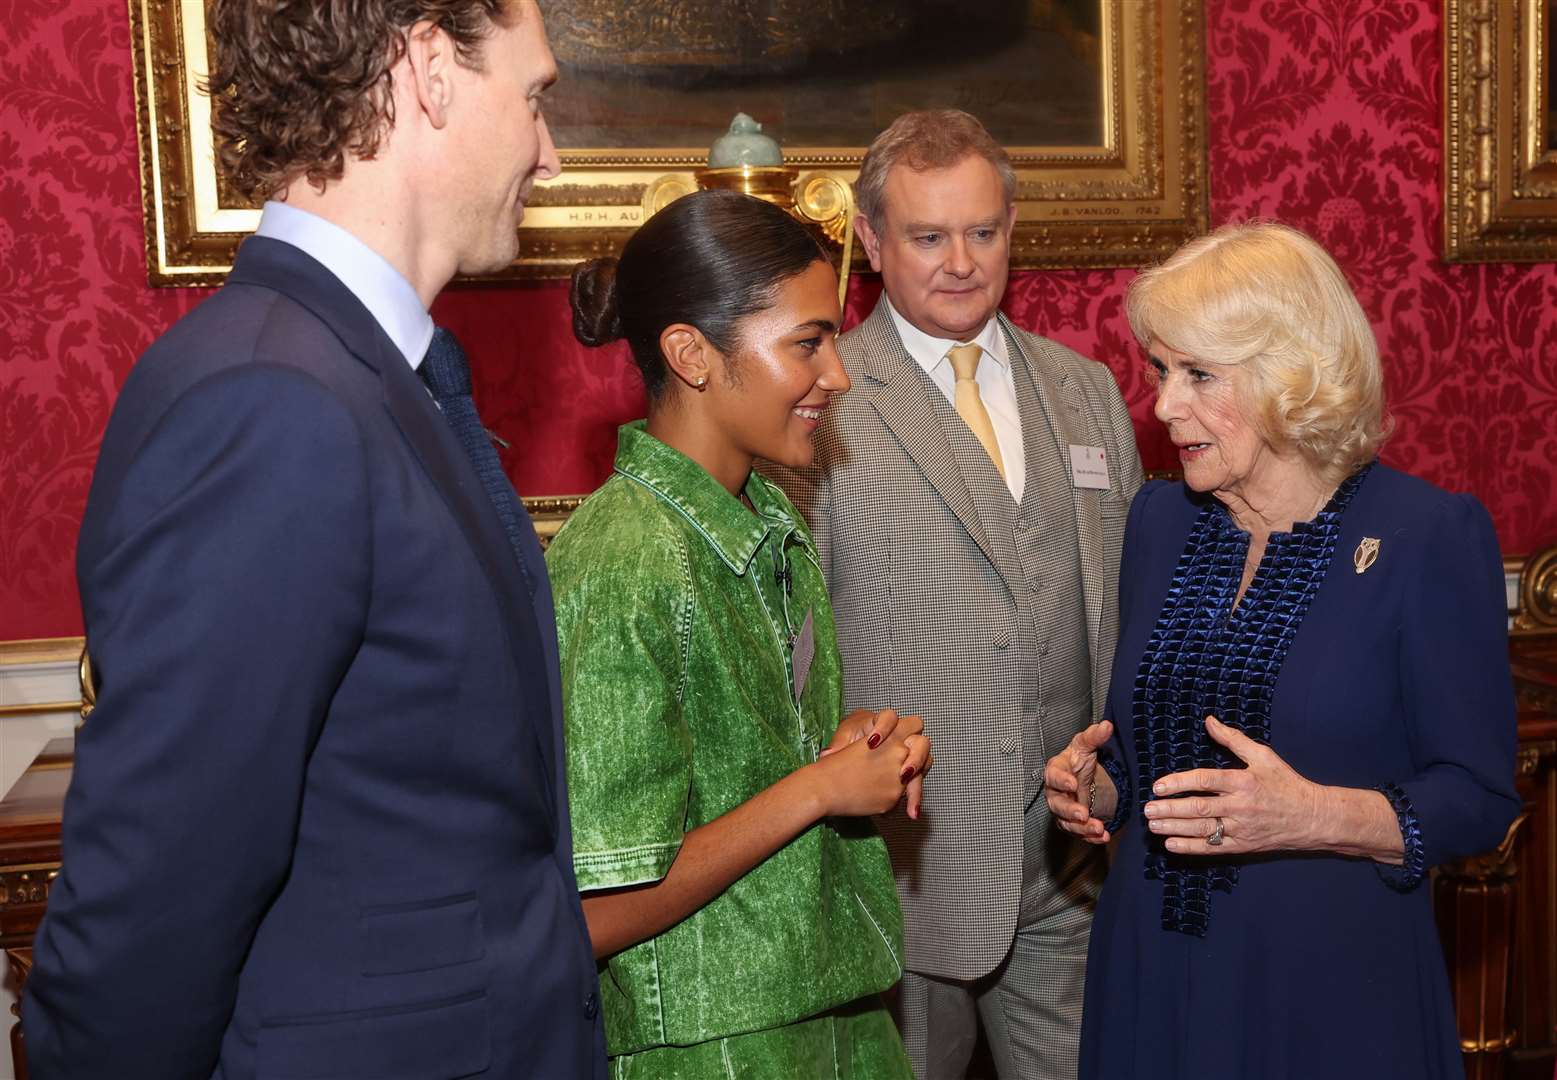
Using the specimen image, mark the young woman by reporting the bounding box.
[547,189,929,1078]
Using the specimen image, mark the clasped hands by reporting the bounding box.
[1044,714,1325,855]
[819,708,934,820]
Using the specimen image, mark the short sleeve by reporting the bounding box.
[1386,493,1521,885]
[548,507,696,891]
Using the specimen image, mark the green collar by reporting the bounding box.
[611,421,803,576]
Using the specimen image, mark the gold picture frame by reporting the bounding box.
[128,0,1207,285]
[1444,0,1557,261]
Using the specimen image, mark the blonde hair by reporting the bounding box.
[854,110,1016,231]
[1126,222,1389,480]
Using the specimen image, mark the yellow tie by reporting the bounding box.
[947,343,1005,480]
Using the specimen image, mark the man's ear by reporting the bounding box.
[854,213,883,273]
[1005,201,1018,237]
[660,325,713,390]
[404,20,456,130]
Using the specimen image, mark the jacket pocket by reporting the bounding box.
[258,990,490,1080]
[358,892,485,977]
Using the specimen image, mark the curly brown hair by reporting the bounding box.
[206,0,516,200]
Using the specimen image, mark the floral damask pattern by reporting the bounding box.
[2,0,1554,638]
[1030,0,1557,561]
[0,5,205,637]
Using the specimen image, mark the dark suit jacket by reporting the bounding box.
[23,237,606,1080]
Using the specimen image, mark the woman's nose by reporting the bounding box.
[818,341,850,394]
[1153,375,1185,425]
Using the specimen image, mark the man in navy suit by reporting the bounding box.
[22,2,606,1077]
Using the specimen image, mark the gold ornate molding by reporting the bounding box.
[0,865,58,912]
[0,639,86,666]
[1443,0,1557,261]
[77,645,96,722]
[1516,742,1554,778]
[525,495,587,549]
[127,0,1208,283]
[1514,544,1557,635]
[0,638,87,721]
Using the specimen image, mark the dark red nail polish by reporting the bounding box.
[901,766,916,783]
[867,733,882,749]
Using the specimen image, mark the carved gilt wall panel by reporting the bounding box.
[1444,0,1557,261]
[129,0,1208,283]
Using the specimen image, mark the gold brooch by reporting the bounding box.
[1354,537,1380,574]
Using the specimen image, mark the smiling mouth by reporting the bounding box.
[793,404,827,422]
[1177,442,1211,453]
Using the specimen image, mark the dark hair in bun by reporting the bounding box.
[569,257,622,347]
[568,189,827,398]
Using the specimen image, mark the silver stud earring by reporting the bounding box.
[694,376,707,388]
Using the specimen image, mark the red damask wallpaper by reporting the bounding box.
[2,0,1555,640]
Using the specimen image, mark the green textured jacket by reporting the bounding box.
[546,422,905,1064]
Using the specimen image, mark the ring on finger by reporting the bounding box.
[1207,817,1225,846]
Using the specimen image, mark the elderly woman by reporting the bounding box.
[1045,222,1520,1079]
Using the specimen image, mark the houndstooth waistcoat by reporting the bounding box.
[763,300,1144,981]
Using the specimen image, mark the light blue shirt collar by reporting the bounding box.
[255,201,434,370]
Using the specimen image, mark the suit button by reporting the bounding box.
[1039,640,1051,656]
[584,991,599,1019]
[1028,580,1040,594]
[993,628,1011,650]
[1016,517,1030,531]
[999,734,1018,755]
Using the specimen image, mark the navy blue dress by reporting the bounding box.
[1080,465,1520,1080]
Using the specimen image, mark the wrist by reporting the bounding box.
[1305,783,1352,853]
[789,761,831,823]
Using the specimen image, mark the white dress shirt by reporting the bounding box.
[885,298,1027,502]
[255,201,434,370]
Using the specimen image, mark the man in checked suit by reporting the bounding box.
[23,2,606,1076]
[767,110,1143,1079]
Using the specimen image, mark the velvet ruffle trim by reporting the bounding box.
[1372,781,1426,892]
[1100,752,1131,834]
[1131,466,1371,937]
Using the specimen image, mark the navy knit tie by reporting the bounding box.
[420,327,533,595]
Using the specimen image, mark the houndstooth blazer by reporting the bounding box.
[764,299,1143,981]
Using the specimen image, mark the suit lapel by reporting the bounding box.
[1004,315,1108,700]
[857,304,1001,573]
[232,238,558,827]
[512,507,567,818]
[378,342,559,823]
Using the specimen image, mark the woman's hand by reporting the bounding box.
[581,713,930,960]
[820,708,933,818]
[1146,716,1406,861]
[1145,715,1324,855]
[1043,721,1116,844]
[821,708,898,755]
[810,712,932,819]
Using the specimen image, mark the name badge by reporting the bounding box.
[792,608,816,704]
[1068,444,1111,490]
